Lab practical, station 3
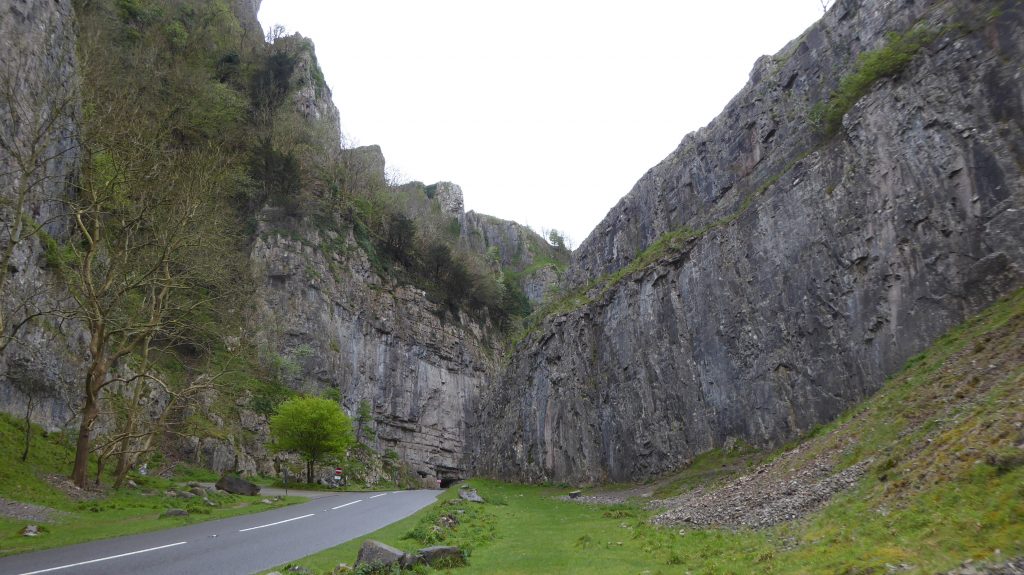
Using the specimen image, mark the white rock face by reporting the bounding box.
[434,182,465,216]
[0,0,84,431]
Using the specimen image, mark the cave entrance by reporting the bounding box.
[439,477,459,489]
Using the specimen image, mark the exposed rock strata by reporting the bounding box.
[251,229,491,479]
[0,0,84,430]
[460,211,567,303]
[473,0,1024,483]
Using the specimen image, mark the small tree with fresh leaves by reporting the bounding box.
[270,396,354,484]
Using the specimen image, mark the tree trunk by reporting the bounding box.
[306,460,313,484]
[95,452,105,486]
[112,433,132,488]
[21,396,33,462]
[71,387,100,487]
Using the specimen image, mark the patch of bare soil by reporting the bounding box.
[942,558,1024,575]
[42,473,106,501]
[0,498,66,523]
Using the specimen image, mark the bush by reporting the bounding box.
[810,25,936,136]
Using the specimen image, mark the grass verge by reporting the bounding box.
[0,414,306,557]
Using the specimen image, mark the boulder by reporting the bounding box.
[160,508,188,518]
[417,546,465,567]
[354,539,407,569]
[215,474,260,496]
[435,514,458,529]
[189,487,206,497]
[459,486,484,503]
[20,525,39,537]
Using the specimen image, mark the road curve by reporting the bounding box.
[0,490,440,575]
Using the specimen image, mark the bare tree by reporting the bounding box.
[90,338,241,488]
[61,136,242,486]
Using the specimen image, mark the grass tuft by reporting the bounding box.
[809,25,938,136]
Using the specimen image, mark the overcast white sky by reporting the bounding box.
[257,1,828,246]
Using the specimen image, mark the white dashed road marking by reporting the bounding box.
[17,542,189,575]
[238,513,315,532]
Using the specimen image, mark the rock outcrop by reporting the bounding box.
[473,0,1024,483]
[251,227,492,479]
[245,31,497,480]
[460,211,568,303]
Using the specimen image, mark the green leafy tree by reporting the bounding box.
[270,396,354,484]
[547,229,566,250]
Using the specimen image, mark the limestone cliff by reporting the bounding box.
[250,225,492,481]
[0,0,83,431]
[247,31,496,482]
[460,210,567,304]
[392,180,569,304]
[4,0,1021,492]
[474,0,1024,483]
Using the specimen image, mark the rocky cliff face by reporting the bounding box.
[390,179,569,304]
[474,0,1024,483]
[251,226,493,481]
[4,0,1020,491]
[460,211,567,303]
[249,30,495,482]
[0,0,83,431]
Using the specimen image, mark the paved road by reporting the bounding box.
[0,490,440,575]
[197,483,343,500]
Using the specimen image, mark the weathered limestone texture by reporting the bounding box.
[0,0,83,430]
[474,0,1024,483]
[251,229,491,480]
